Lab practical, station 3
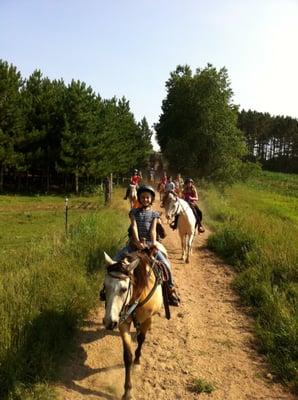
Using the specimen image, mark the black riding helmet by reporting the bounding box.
[184,177,194,184]
[137,185,155,202]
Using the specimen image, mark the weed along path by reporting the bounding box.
[57,222,294,400]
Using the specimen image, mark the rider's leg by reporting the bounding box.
[124,187,130,200]
[193,204,205,232]
[155,251,180,306]
[170,214,179,230]
[114,244,133,261]
[155,250,174,287]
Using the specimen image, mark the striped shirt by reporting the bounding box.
[129,208,160,242]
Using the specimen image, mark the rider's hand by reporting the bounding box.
[137,241,145,250]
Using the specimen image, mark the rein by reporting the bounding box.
[107,255,161,326]
[168,194,188,222]
[122,255,161,325]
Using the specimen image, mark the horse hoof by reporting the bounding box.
[185,259,190,264]
[122,394,133,400]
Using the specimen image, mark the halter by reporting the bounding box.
[106,255,162,327]
[167,194,188,223]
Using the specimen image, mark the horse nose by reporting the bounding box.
[106,321,117,331]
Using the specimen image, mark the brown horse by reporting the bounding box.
[103,249,163,400]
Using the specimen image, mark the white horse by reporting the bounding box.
[164,192,196,263]
[128,184,138,208]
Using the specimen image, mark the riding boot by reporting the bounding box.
[170,215,179,230]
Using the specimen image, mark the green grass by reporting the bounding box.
[188,378,216,394]
[201,171,298,391]
[0,188,130,399]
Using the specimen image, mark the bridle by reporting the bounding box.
[166,193,188,223]
[106,254,162,327]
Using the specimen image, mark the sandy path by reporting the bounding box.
[57,221,294,400]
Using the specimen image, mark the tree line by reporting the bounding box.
[0,59,153,193]
[155,64,248,184]
[155,64,298,180]
[238,109,298,173]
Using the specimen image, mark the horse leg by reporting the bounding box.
[180,233,185,261]
[134,318,151,366]
[119,322,133,400]
[185,230,195,263]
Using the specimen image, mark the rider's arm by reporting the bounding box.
[150,217,157,245]
[130,215,139,241]
[130,214,145,249]
[190,187,199,202]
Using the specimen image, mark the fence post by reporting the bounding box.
[109,172,113,202]
[65,197,69,235]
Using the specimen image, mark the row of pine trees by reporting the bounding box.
[0,60,153,193]
[238,109,298,173]
[1,59,298,194]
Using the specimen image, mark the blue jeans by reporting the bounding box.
[114,245,174,287]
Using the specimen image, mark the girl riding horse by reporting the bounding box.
[170,178,205,233]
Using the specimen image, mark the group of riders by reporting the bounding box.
[100,169,205,308]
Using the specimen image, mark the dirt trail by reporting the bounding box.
[57,221,294,400]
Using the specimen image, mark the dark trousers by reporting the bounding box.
[189,203,203,227]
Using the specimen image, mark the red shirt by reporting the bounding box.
[130,175,141,185]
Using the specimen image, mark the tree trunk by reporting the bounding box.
[0,164,3,193]
[75,170,79,194]
[46,166,50,193]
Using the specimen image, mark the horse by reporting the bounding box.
[163,192,196,263]
[103,249,163,400]
[157,182,165,203]
[128,184,138,208]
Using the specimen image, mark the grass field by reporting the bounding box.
[0,188,129,399]
[201,171,298,391]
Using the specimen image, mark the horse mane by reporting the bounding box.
[132,253,151,298]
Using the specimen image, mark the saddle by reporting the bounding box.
[153,260,180,318]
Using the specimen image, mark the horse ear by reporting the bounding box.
[104,252,116,266]
[127,258,140,272]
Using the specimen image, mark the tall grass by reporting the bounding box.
[202,173,298,391]
[0,190,128,399]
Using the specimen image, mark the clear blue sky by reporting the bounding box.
[1,0,298,149]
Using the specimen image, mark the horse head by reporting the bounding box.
[164,192,179,222]
[103,252,139,330]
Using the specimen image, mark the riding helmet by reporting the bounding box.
[133,169,138,174]
[137,185,155,201]
[184,177,194,184]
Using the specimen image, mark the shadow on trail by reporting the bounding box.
[79,325,120,345]
[66,380,117,399]
[59,324,123,398]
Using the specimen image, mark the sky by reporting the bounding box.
[1,0,298,149]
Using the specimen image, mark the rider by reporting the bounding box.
[116,185,179,306]
[162,175,175,206]
[174,173,184,197]
[157,171,167,190]
[124,169,141,200]
[182,178,205,233]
